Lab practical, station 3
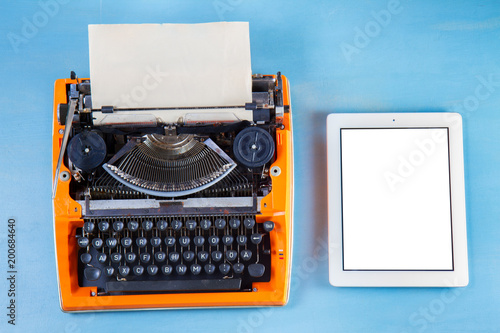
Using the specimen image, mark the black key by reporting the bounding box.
[171,220,182,231]
[140,253,151,263]
[136,237,147,248]
[215,219,226,229]
[212,251,223,262]
[185,220,197,231]
[198,251,209,262]
[233,263,244,274]
[241,249,252,261]
[118,265,130,276]
[133,265,144,276]
[97,253,107,263]
[155,251,166,262]
[179,236,190,247]
[83,222,95,233]
[142,220,154,231]
[208,235,219,246]
[222,235,233,246]
[106,237,118,249]
[190,264,202,275]
[200,219,211,230]
[127,220,139,231]
[243,218,256,229]
[183,251,195,262]
[161,265,173,275]
[105,279,242,293]
[77,237,89,248]
[176,264,187,275]
[248,263,265,277]
[165,236,176,247]
[92,238,103,249]
[229,218,240,229]
[263,221,275,232]
[236,235,247,246]
[80,253,92,264]
[204,264,216,274]
[157,220,168,231]
[111,252,122,263]
[150,237,162,247]
[125,252,136,263]
[219,263,230,275]
[194,236,205,247]
[169,252,180,263]
[147,265,158,275]
[113,221,124,232]
[104,266,115,276]
[121,237,132,248]
[98,221,109,232]
[84,267,101,281]
[250,233,262,245]
[226,250,238,261]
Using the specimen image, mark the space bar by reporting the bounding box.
[105,279,242,293]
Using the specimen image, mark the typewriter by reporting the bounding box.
[52,71,293,311]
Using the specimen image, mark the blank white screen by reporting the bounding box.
[341,128,453,270]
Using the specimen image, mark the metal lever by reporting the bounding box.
[275,72,284,118]
[52,98,77,199]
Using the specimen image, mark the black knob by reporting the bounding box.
[233,127,275,168]
[57,103,68,125]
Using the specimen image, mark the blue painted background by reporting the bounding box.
[1,0,499,332]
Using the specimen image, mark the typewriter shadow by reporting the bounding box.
[288,110,331,292]
[311,111,329,247]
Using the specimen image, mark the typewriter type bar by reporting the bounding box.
[52,73,293,311]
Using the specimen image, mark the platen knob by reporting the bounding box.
[233,127,275,168]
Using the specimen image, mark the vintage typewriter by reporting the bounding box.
[52,71,293,311]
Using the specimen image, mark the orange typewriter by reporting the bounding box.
[52,59,293,310]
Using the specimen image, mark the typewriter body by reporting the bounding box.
[52,72,293,311]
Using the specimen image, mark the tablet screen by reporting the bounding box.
[341,128,453,271]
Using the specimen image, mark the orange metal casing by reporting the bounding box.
[52,75,293,311]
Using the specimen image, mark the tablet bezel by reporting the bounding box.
[327,113,468,287]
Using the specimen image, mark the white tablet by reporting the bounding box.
[327,113,468,287]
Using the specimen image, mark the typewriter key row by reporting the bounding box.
[81,217,268,234]
[78,233,265,249]
[82,248,254,264]
[84,261,266,281]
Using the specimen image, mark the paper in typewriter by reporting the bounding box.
[88,22,252,109]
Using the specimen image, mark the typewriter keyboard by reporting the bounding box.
[77,215,273,294]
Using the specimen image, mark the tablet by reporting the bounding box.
[327,113,468,287]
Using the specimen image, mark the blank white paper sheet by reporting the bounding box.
[88,22,252,109]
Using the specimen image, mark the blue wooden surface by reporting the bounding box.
[0,1,499,332]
